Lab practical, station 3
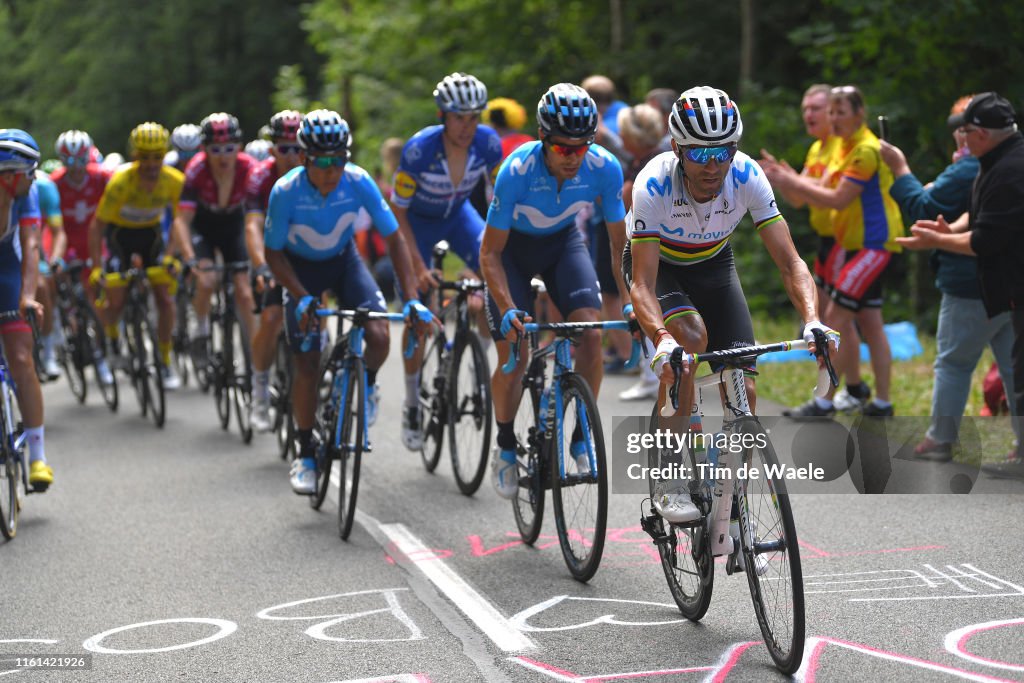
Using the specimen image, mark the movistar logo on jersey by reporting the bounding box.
[646,175,672,198]
[509,155,537,176]
[730,160,759,188]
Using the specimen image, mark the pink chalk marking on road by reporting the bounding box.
[511,655,715,681]
[946,618,1024,673]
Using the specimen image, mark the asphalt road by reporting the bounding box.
[3,327,1024,682]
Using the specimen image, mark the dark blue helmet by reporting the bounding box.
[0,129,41,172]
[537,83,599,140]
[297,109,351,154]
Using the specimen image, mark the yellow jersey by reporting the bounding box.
[825,125,904,252]
[803,136,838,237]
[96,164,184,228]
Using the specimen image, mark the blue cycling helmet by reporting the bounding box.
[0,129,41,173]
[537,83,599,140]
[297,109,351,154]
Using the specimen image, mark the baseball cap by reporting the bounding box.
[947,92,1018,130]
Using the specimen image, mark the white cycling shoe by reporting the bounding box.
[652,481,700,524]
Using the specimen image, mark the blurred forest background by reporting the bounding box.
[3,0,1022,322]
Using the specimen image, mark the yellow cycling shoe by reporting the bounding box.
[29,460,54,491]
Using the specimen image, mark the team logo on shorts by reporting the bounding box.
[394,171,417,199]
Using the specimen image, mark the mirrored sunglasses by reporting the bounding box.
[681,145,738,165]
[207,143,239,155]
[275,144,302,156]
[548,141,591,158]
[308,154,347,169]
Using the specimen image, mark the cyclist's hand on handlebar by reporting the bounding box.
[89,267,104,287]
[19,296,42,321]
[50,258,66,274]
[500,308,529,343]
[651,336,684,384]
[402,298,434,332]
[161,255,183,277]
[802,320,840,356]
[253,263,274,294]
[416,265,441,292]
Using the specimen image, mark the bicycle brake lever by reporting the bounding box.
[661,347,684,417]
[501,331,522,374]
[811,328,839,392]
[624,338,642,370]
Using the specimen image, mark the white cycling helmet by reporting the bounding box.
[434,72,488,114]
[244,139,272,161]
[55,130,94,162]
[668,86,743,146]
[171,124,203,153]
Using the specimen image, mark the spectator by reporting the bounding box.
[483,97,535,159]
[764,85,904,418]
[356,137,403,301]
[881,95,1015,461]
[644,88,676,152]
[897,92,1024,478]
[617,103,670,400]
[582,74,631,166]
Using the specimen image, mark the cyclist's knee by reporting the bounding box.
[365,321,389,349]
[294,351,320,376]
[262,305,283,330]
[667,316,707,352]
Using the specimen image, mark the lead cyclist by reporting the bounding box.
[625,86,837,523]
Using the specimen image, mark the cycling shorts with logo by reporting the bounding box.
[827,245,892,312]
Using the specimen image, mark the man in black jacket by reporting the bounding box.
[898,92,1024,478]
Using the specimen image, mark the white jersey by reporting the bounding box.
[629,150,783,265]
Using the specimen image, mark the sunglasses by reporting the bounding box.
[681,145,738,165]
[136,152,165,162]
[547,140,591,158]
[207,143,239,155]
[308,154,348,169]
[275,144,302,156]
[61,156,89,167]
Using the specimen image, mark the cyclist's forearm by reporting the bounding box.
[88,218,105,269]
[606,220,630,304]
[265,249,308,300]
[384,230,419,302]
[244,212,268,268]
[393,206,428,275]
[173,211,195,261]
[20,224,40,302]
[780,263,818,324]
[480,249,515,314]
[49,223,68,263]
[629,281,665,341]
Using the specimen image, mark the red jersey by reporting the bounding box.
[244,158,280,214]
[50,164,111,260]
[181,152,256,214]
[501,133,534,160]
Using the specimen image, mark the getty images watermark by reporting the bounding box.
[609,415,1024,496]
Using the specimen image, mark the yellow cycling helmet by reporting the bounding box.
[484,97,527,131]
[129,122,170,154]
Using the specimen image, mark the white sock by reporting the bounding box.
[25,426,44,463]
[405,371,420,408]
[814,396,834,410]
[196,317,210,336]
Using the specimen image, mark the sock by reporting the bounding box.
[196,316,210,336]
[366,368,378,387]
[570,422,583,445]
[25,426,44,463]
[497,420,516,450]
[297,428,314,457]
[405,371,420,408]
[252,369,271,403]
[105,324,119,341]
[871,398,892,408]
[846,382,870,399]
[159,341,172,366]
[814,396,834,410]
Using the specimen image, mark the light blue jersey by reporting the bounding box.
[486,141,626,236]
[265,163,398,262]
[33,171,61,224]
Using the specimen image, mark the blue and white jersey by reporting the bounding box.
[264,163,398,262]
[1,183,41,263]
[486,141,626,236]
[391,124,502,220]
[33,171,61,224]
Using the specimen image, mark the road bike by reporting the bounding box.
[418,240,491,495]
[640,331,836,673]
[307,307,404,539]
[505,317,639,582]
[54,260,118,410]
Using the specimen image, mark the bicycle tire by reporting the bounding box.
[84,306,118,412]
[338,356,365,540]
[125,315,148,417]
[213,315,230,430]
[512,377,544,545]
[550,374,607,582]
[734,417,805,674]
[28,314,47,385]
[449,332,492,495]
[61,314,87,403]
[231,317,254,445]
[173,283,191,387]
[419,330,445,473]
[273,333,292,459]
[648,402,714,620]
[0,384,20,540]
[310,409,334,511]
[141,316,165,428]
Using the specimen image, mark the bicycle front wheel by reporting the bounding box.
[735,417,805,674]
[512,380,544,544]
[230,318,253,445]
[140,317,165,428]
[419,331,445,473]
[448,332,492,496]
[83,307,118,412]
[550,374,607,582]
[0,400,19,540]
[337,357,365,540]
[60,314,87,403]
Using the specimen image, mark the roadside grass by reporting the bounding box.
[749,312,1015,465]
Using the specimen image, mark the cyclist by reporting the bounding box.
[626,86,832,523]
[244,139,272,162]
[89,122,186,390]
[482,82,629,499]
[390,72,503,451]
[244,109,303,433]
[32,167,66,379]
[263,109,426,494]
[0,130,53,489]
[174,113,258,370]
[166,124,203,172]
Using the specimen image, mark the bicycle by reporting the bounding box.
[102,260,175,428]
[418,240,492,495]
[639,331,837,674]
[54,260,118,410]
[252,285,295,461]
[504,317,640,582]
[194,261,253,444]
[0,311,41,540]
[171,271,193,389]
[306,307,404,539]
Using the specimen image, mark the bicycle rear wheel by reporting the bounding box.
[648,403,714,620]
[419,331,445,473]
[550,374,607,582]
[0,392,20,540]
[512,379,544,544]
[173,283,191,387]
[60,314,87,403]
[82,307,118,412]
[449,332,491,495]
[139,316,165,428]
[337,357,365,540]
[273,333,293,460]
[310,409,334,511]
[230,319,253,444]
[212,317,230,430]
[735,417,805,674]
